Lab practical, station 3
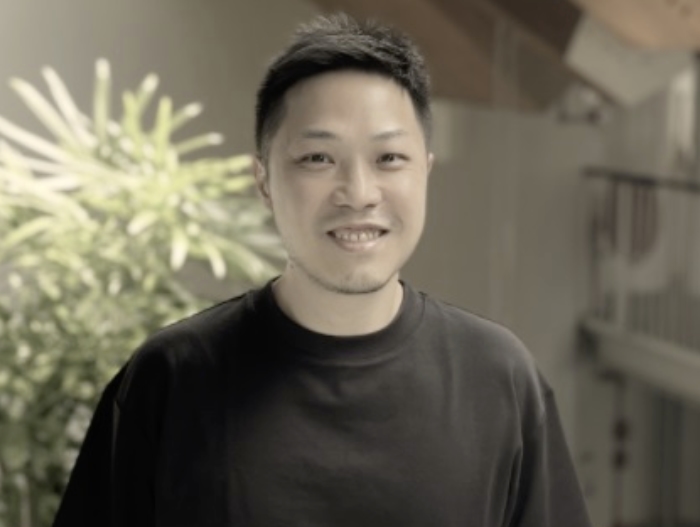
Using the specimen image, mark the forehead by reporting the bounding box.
[277,70,422,135]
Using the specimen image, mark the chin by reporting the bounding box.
[311,267,397,296]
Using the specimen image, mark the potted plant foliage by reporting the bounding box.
[0,60,283,527]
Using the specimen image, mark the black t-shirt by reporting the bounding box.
[53,280,591,527]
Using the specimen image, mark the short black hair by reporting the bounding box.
[254,13,432,160]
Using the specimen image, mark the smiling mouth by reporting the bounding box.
[326,228,389,251]
[328,228,388,242]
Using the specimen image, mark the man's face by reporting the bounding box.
[257,70,433,295]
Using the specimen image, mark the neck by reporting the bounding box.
[271,269,404,336]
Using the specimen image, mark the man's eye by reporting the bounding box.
[378,153,407,165]
[300,153,331,164]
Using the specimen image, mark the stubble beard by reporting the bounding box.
[287,252,397,295]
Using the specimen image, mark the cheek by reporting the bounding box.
[270,180,324,226]
[269,177,299,211]
[393,177,428,220]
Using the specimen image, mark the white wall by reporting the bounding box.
[601,89,675,176]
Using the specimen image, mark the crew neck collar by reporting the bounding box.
[248,278,425,366]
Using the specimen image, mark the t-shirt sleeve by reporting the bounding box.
[506,390,592,527]
[51,364,127,527]
[52,340,169,527]
[109,341,173,527]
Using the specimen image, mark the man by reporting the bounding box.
[54,13,592,527]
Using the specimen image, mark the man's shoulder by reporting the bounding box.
[149,291,251,348]
[123,291,255,377]
[422,292,533,367]
[419,290,549,416]
[114,290,259,405]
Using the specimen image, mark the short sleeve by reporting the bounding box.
[51,364,127,527]
[52,338,172,527]
[506,389,592,527]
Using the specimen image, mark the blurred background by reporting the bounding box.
[1,0,700,526]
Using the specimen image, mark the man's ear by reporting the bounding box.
[254,156,272,210]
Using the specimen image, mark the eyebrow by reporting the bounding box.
[372,129,408,141]
[300,129,338,140]
[298,129,408,141]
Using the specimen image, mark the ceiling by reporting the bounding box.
[306,0,700,110]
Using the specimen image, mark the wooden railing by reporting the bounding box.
[582,167,700,404]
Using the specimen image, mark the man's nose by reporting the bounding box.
[332,162,382,210]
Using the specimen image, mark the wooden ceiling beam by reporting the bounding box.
[429,0,582,108]
[432,0,582,64]
[475,0,580,55]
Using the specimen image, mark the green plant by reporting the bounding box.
[0,59,284,527]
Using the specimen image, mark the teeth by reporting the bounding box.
[332,229,383,242]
